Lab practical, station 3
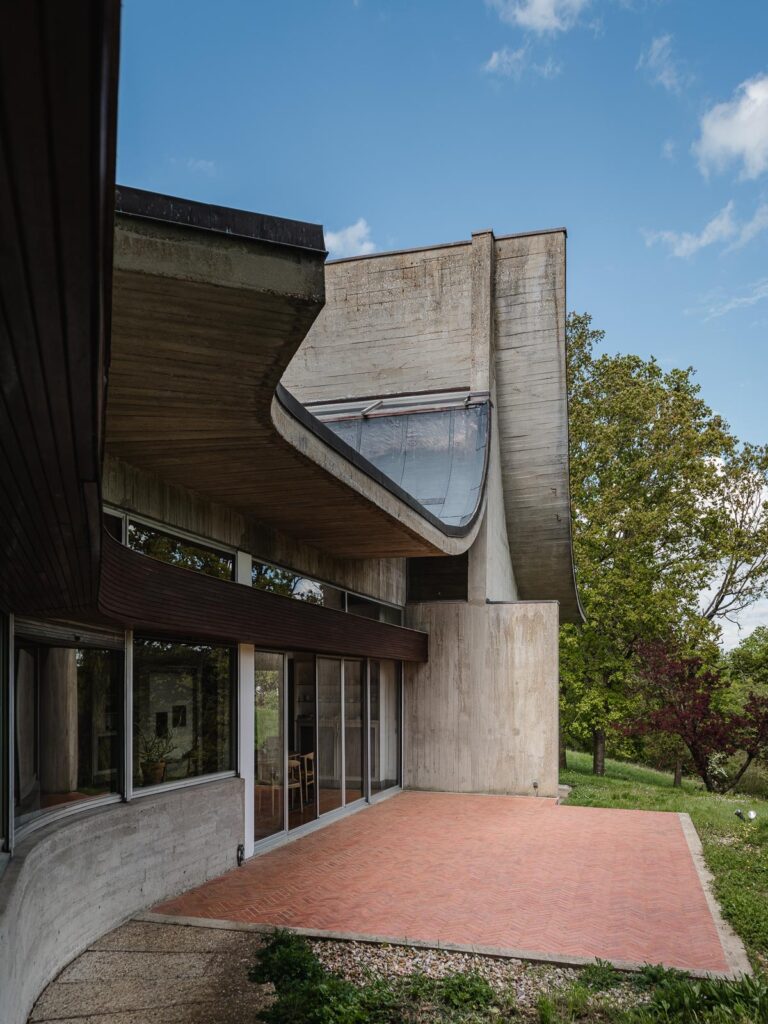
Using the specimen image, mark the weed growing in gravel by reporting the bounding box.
[251,930,516,1022]
[251,929,768,1023]
[580,959,622,991]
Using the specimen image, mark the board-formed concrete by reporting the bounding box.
[146,792,743,977]
[404,601,560,797]
[0,779,244,1024]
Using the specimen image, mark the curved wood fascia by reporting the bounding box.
[97,534,428,662]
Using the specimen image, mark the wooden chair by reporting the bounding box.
[287,758,303,811]
[301,752,315,804]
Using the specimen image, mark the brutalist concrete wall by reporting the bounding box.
[403,602,559,797]
[0,777,243,1024]
[283,242,474,402]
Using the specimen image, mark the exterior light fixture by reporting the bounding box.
[748,810,757,821]
[735,809,745,821]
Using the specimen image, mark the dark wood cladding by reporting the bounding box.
[0,1,120,615]
[407,554,469,602]
[99,534,428,663]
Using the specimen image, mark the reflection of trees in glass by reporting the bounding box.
[128,522,233,580]
[132,639,234,784]
[255,669,281,747]
[76,648,122,793]
[252,562,324,604]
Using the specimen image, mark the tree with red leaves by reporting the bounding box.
[625,642,768,793]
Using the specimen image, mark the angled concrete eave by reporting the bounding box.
[494,230,583,624]
[107,189,486,559]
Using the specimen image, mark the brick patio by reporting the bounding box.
[152,791,737,975]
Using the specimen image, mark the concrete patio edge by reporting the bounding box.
[677,812,752,979]
[137,911,744,982]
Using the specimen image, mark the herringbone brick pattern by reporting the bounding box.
[152,792,729,973]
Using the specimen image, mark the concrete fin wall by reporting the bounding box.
[403,601,559,797]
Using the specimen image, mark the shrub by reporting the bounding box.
[625,972,768,1022]
[250,929,325,992]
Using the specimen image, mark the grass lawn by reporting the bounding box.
[561,750,768,972]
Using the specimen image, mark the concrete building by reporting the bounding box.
[0,4,580,1021]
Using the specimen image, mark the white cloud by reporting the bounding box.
[646,200,768,259]
[701,277,768,321]
[487,0,589,34]
[644,201,737,258]
[636,35,690,94]
[325,218,376,259]
[726,202,768,251]
[186,158,216,176]
[484,45,528,78]
[695,73,768,180]
[661,139,677,161]
[483,45,562,79]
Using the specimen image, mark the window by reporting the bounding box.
[132,638,235,788]
[13,636,123,828]
[370,660,401,793]
[103,510,124,542]
[252,558,402,623]
[347,593,403,625]
[254,652,284,841]
[252,561,345,610]
[128,521,234,581]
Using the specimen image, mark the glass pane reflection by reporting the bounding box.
[318,658,342,815]
[254,652,284,841]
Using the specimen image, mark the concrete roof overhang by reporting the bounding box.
[106,188,487,559]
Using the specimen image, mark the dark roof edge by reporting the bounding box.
[274,384,491,540]
[115,185,327,255]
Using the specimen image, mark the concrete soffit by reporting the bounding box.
[108,194,488,560]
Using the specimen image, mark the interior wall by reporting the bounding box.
[403,601,559,797]
[103,455,406,606]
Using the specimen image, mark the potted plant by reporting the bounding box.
[137,730,177,786]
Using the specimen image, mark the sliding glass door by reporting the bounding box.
[344,660,364,803]
[254,652,284,842]
[252,652,400,849]
[317,658,342,815]
[370,659,401,793]
[288,653,317,830]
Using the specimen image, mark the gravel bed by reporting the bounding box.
[309,938,648,1011]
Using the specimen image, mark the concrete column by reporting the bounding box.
[39,649,78,794]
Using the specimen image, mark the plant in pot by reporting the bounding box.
[137,730,177,786]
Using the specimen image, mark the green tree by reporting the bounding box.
[562,313,768,774]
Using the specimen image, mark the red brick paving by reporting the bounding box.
[152,791,729,973]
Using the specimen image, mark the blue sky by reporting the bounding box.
[118,0,768,641]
